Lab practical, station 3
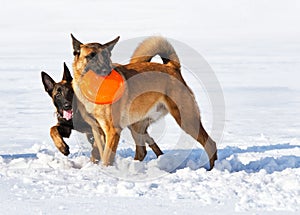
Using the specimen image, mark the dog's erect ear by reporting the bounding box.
[62,62,73,82]
[71,34,82,56]
[41,71,56,96]
[103,36,120,52]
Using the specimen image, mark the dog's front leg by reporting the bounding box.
[102,127,121,166]
[90,126,105,163]
[50,125,70,156]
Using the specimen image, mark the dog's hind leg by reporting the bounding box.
[165,93,217,170]
[129,123,147,161]
[129,120,163,161]
[145,132,163,158]
[50,125,71,156]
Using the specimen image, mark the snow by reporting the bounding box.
[1,0,300,214]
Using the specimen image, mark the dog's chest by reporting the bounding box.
[73,82,97,113]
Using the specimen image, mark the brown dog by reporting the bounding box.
[71,35,217,169]
[42,63,162,160]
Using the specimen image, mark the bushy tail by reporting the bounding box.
[130,36,180,70]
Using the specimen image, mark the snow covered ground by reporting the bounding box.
[0,0,300,214]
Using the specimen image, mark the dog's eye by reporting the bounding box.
[55,92,61,98]
[86,52,97,60]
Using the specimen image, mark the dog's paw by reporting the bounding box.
[90,155,100,164]
[58,144,70,156]
[134,145,147,161]
[91,144,100,163]
[208,152,218,171]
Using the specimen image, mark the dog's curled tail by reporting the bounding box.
[130,36,180,70]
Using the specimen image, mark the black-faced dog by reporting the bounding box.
[41,63,94,156]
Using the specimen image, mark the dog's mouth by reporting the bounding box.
[94,68,112,76]
[62,109,73,121]
[84,66,112,77]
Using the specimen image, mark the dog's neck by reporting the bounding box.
[72,79,98,114]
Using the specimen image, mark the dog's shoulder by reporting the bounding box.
[55,121,73,138]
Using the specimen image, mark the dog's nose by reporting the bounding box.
[63,103,72,110]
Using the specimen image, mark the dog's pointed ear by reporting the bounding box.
[62,62,73,82]
[71,33,82,56]
[104,36,120,52]
[41,71,56,96]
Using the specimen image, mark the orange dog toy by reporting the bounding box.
[79,69,125,104]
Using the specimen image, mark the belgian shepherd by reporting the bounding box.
[41,63,94,155]
[41,63,163,160]
[71,35,217,169]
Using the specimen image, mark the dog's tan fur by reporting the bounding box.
[71,36,217,169]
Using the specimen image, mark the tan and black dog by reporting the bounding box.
[42,63,163,160]
[71,35,217,169]
[41,63,94,155]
